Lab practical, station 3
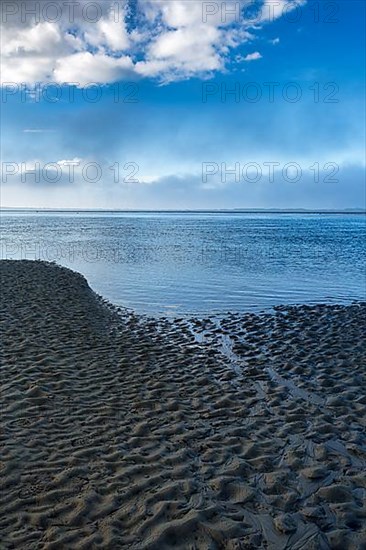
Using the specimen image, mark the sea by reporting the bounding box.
[1,211,365,317]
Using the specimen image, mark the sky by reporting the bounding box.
[0,0,365,209]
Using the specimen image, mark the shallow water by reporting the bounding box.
[1,211,365,316]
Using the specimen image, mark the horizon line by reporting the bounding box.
[1,208,366,214]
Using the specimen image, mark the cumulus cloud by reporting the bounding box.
[243,51,263,61]
[135,24,224,81]
[54,52,134,86]
[0,0,306,85]
[83,9,130,51]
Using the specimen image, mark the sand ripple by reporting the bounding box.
[1,260,365,549]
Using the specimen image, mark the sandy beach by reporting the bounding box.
[1,260,365,549]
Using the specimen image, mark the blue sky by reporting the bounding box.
[1,0,365,209]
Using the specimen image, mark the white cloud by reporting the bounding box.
[149,0,207,27]
[23,129,56,133]
[54,52,133,86]
[0,0,306,85]
[271,37,280,45]
[260,0,306,22]
[57,158,83,166]
[1,56,55,84]
[244,52,263,61]
[2,22,61,55]
[140,0,240,28]
[83,10,129,51]
[136,25,223,81]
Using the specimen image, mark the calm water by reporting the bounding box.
[1,212,365,316]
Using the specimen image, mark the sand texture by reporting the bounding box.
[1,260,366,549]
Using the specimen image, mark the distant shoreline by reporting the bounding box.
[1,208,366,214]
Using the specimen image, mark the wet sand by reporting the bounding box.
[1,260,365,549]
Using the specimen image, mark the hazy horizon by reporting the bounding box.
[2,207,366,213]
